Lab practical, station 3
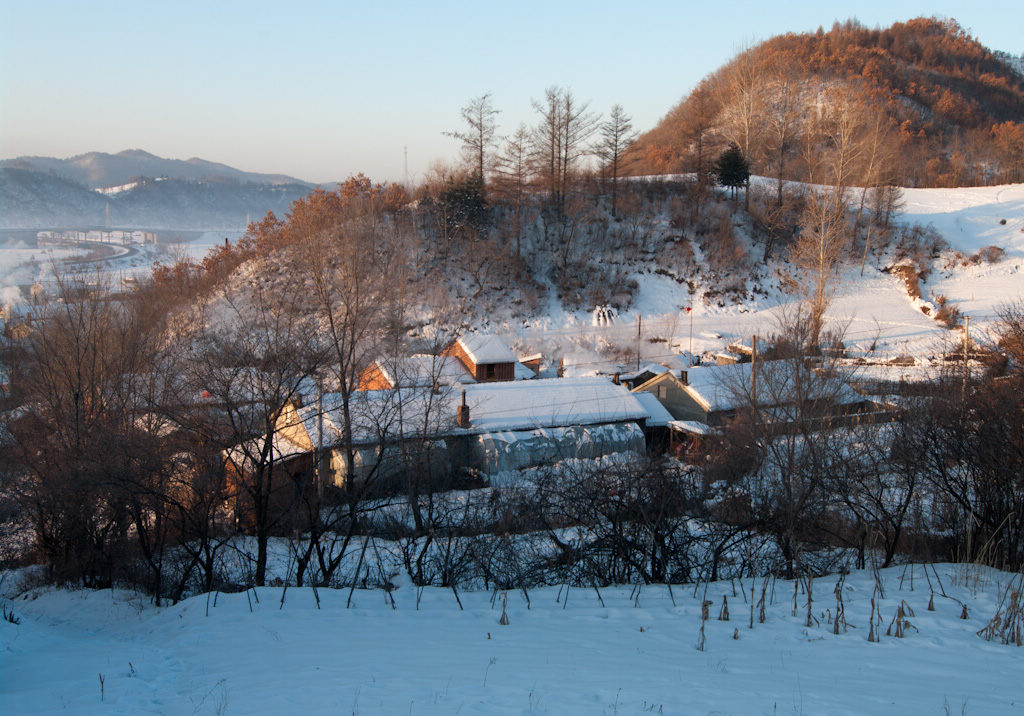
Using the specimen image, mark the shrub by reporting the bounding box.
[970,245,1005,264]
[933,295,962,328]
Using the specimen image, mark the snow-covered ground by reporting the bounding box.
[0,230,243,308]
[502,183,1024,372]
[904,184,1024,329]
[3,183,1021,367]
[2,564,1020,714]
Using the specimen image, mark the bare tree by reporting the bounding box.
[854,109,899,273]
[790,191,850,345]
[717,48,765,209]
[494,123,533,258]
[5,270,169,588]
[596,104,638,218]
[531,86,599,215]
[682,78,720,183]
[184,265,325,587]
[761,65,803,208]
[715,311,856,578]
[445,93,500,190]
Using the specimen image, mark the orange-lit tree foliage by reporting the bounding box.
[626,17,1024,187]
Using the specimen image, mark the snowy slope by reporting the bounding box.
[903,184,1024,327]
[504,183,1024,372]
[2,564,1020,715]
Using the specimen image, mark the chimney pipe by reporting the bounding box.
[457,390,470,427]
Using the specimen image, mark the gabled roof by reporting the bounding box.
[513,361,537,380]
[682,360,863,413]
[277,376,654,450]
[631,391,675,427]
[632,370,687,394]
[620,363,670,382]
[375,355,474,388]
[457,334,516,365]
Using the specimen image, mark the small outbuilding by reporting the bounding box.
[444,334,517,382]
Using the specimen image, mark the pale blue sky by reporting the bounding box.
[1,1,1019,184]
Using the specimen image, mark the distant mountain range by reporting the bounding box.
[0,149,311,190]
[0,150,317,229]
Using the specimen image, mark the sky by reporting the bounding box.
[1,1,1021,185]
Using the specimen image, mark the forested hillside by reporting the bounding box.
[626,17,1024,187]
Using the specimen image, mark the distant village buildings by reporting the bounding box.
[36,229,156,246]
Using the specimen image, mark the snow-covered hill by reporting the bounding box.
[497,181,1024,373]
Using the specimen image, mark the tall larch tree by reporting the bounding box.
[445,93,500,193]
[531,86,599,215]
[596,104,638,218]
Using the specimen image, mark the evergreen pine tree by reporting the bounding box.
[716,142,750,198]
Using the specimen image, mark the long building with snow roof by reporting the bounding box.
[235,376,663,487]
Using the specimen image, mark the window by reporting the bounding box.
[657,385,667,399]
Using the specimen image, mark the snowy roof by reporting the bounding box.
[619,363,669,381]
[225,431,309,470]
[513,361,537,380]
[191,367,321,406]
[376,355,474,388]
[668,420,715,436]
[461,377,649,433]
[632,391,675,427]
[284,376,650,448]
[683,360,863,413]
[457,334,516,365]
[838,363,944,385]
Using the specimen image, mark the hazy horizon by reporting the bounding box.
[2,1,1019,185]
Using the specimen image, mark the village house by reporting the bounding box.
[442,334,535,382]
[230,376,664,494]
[359,355,475,390]
[616,363,671,390]
[633,360,878,427]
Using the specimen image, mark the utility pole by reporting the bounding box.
[687,305,694,368]
[636,315,642,371]
[316,381,324,500]
[962,315,970,403]
[751,335,758,399]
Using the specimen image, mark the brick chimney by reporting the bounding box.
[456,390,470,428]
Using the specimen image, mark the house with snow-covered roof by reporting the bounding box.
[617,363,671,390]
[443,334,520,382]
[634,360,876,427]
[238,376,667,491]
[359,355,476,390]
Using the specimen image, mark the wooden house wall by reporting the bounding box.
[359,363,394,391]
[475,361,514,381]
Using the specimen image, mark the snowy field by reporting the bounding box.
[2,564,1021,714]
